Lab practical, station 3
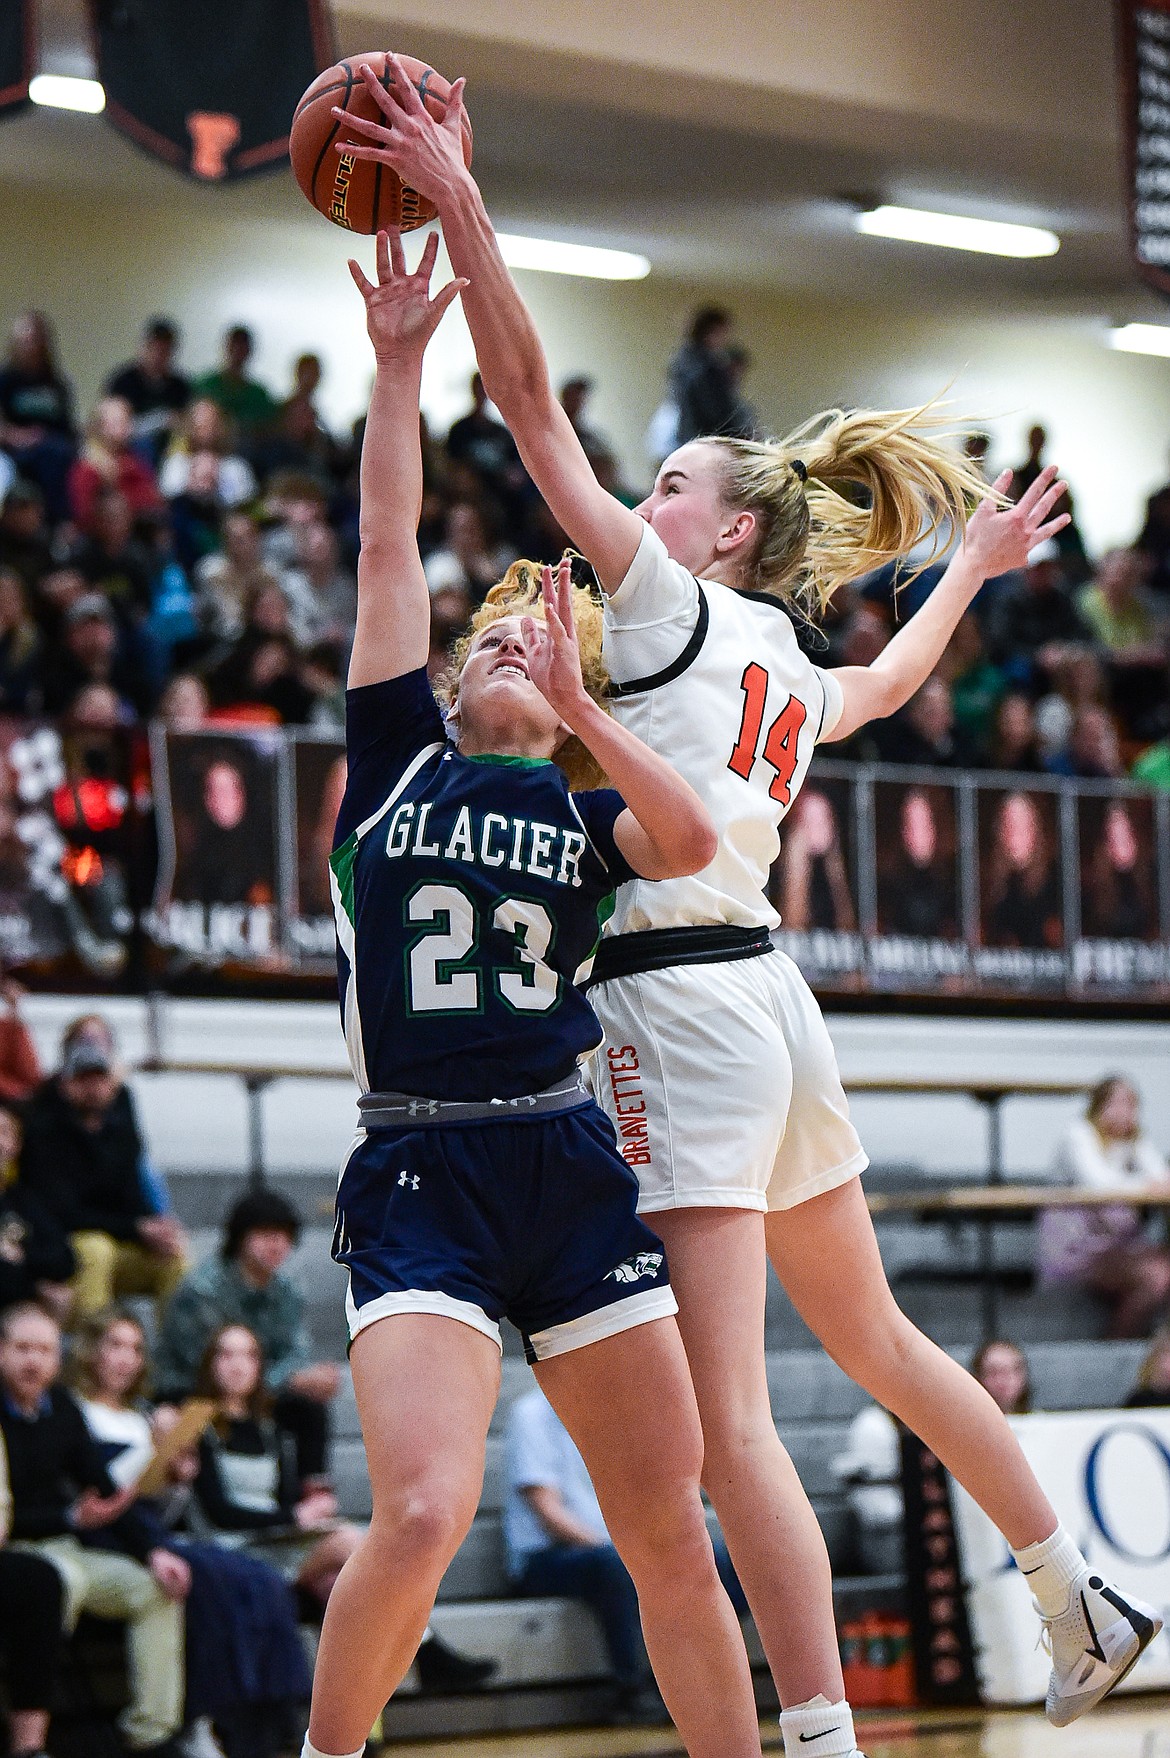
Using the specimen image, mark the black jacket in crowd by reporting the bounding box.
[0,1384,155,1559]
[18,1077,149,1242]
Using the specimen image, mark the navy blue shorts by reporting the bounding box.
[333,1099,677,1362]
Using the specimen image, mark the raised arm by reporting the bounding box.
[523,562,717,879]
[334,61,644,591]
[821,467,1071,743]
[346,227,468,688]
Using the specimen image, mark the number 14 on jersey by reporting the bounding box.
[727,663,807,805]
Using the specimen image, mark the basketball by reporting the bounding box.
[289,52,473,234]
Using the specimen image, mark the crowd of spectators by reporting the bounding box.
[0,1003,493,1758]
[0,307,642,744]
[822,424,1170,787]
[3,303,1168,798]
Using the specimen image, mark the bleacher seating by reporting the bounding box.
[159,1162,1148,1739]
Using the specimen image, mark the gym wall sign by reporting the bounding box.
[1119,0,1170,297]
[87,0,334,181]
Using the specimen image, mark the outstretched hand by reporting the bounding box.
[520,558,587,723]
[332,56,471,210]
[347,228,467,363]
[962,465,1071,579]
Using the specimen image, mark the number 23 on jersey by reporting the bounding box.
[727,663,808,805]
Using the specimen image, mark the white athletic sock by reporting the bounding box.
[779,1695,857,1756]
[301,1740,366,1758]
[1010,1524,1087,1618]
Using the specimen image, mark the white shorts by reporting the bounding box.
[590,946,868,1214]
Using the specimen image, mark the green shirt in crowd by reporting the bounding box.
[154,1252,311,1398]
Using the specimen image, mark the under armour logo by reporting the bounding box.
[397,1172,420,1190]
[605,1251,664,1285]
[408,1099,440,1117]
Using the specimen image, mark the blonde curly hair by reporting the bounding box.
[438,559,610,791]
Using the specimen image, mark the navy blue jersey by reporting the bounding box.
[330,669,638,1102]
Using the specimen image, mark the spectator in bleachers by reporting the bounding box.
[1009,424,1049,502]
[667,305,755,446]
[0,1103,73,1321]
[971,1339,1033,1414]
[105,318,192,466]
[69,485,156,615]
[190,1320,494,1693]
[194,510,281,641]
[423,500,516,608]
[0,979,43,1106]
[1132,730,1170,789]
[0,1434,67,1758]
[445,372,528,532]
[1123,1330,1170,1406]
[195,327,277,440]
[1038,1076,1170,1337]
[0,1302,186,1754]
[156,1192,338,1484]
[939,613,1004,758]
[203,582,314,726]
[0,482,52,596]
[505,1386,740,1723]
[983,691,1044,773]
[0,568,44,715]
[277,519,358,654]
[834,1337,1035,1576]
[0,313,77,521]
[40,593,142,722]
[157,672,210,732]
[1077,548,1169,741]
[18,1014,187,1321]
[160,398,258,512]
[70,1305,314,1758]
[559,375,612,465]
[1137,480,1170,600]
[984,543,1090,682]
[871,673,974,767]
[1045,703,1124,781]
[67,398,163,536]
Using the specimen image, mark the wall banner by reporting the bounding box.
[950,1409,1170,1702]
[1118,0,1170,296]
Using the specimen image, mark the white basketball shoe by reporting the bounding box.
[1040,1568,1162,1727]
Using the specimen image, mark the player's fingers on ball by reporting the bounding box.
[331,108,390,143]
[359,62,395,113]
[388,53,427,115]
[445,77,468,126]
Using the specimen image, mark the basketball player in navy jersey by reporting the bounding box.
[300,232,764,1758]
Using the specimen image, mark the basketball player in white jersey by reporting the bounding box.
[334,64,1164,1751]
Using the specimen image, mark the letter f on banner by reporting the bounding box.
[89,0,334,180]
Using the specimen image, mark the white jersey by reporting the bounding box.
[603,521,843,934]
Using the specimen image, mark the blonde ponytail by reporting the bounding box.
[440,558,611,791]
[708,403,993,618]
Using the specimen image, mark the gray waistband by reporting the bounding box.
[358,1073,591,1129]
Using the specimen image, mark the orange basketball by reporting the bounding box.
[289,52,473,235]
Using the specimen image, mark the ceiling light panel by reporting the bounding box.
[854,205,1059,259]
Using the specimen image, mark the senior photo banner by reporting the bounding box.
[1118,0,1170,297]
[88,0,334,180]
[771,764,1170,1007]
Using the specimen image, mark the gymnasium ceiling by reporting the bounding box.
[16,0,1155,314]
